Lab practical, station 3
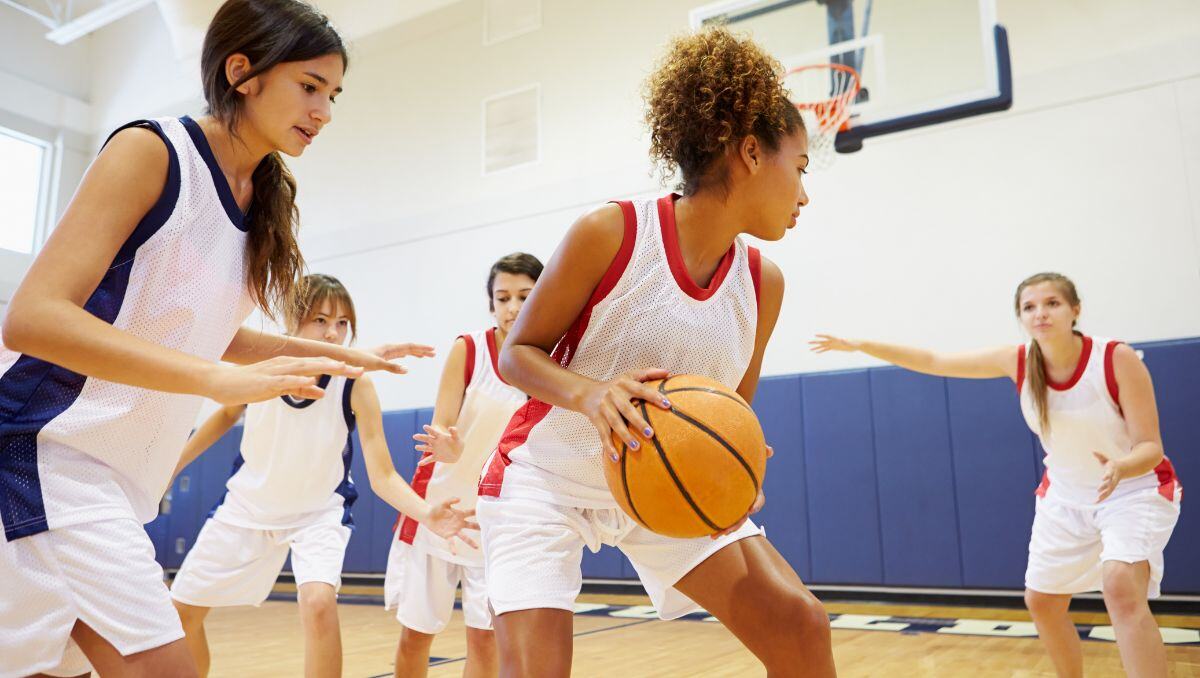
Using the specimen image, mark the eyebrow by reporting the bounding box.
[304,72,343,94]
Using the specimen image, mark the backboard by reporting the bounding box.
[689,0,1012,153]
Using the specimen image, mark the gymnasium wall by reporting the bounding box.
[157,335,1200,593]
[0,10,94,305]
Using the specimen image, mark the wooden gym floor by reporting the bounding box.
[194,583,1200,677]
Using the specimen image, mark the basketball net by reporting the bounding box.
[783,63,860,170]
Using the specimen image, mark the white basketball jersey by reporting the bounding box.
[398,328,527,565]
[1018,336,1181,506]
[480,195,762,508]
[0,115,255,541]
[212,376,358,530]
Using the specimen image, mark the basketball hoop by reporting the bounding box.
[784,63,860,169]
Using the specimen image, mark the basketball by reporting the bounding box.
[603,374,767,539]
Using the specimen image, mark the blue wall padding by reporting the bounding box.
[152,338,1199,594]
[801,370,885,584]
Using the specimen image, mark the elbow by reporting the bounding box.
[1,309,34,354]
[498,343,521,385]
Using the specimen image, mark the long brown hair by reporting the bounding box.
[200,0,347,321]
[1015,272,1081,432]
[286,274,357,341]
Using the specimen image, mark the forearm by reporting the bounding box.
[1120,441,1165,478]
[5,298,217,396]
[500,344,597,412]
[223,327,362,365]
[369,470,432,521]
[173,411,241,479]
[854,340,941,375]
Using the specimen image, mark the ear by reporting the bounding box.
[737,134,763,175]
[225,53,259,95]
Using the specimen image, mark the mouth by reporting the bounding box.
[293,126,317,145]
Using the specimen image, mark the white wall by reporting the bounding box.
[17,0,1200,411]
[0,6,95,304]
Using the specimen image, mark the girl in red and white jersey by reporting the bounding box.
[386,253,542,678]
[477,28,834,677]
[812,272,1181,678]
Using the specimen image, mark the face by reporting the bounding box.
[1017,282,1079,342]
[231,53,345,157]
[295,298,351,345]
[490,272,536,333]
[740,128,810,241]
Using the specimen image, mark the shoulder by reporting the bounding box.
[565,202,627,253]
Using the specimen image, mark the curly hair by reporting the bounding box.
[644,27,804,196]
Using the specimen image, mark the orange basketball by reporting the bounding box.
[603,374,767,539]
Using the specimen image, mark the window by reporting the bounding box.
[0,128,48,254]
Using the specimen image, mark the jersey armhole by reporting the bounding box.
[1016,345,1026,393]
[587,201,638,307]
[1104,340,1124,415]
[342,378,356,430]
[748,246,762,310]
[102,119,181,260]
[459,334,476,387]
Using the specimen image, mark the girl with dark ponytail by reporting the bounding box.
[812,273,1181,677]
[0,2,430,675]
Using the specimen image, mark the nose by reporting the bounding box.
[313,99,331,126]
[797,184,810,208]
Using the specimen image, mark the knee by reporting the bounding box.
[1024,589,1058,616]
[1102,571,1149,621]
[173,601,207,631]
[466,628,497,655]
[769,589,831,647]
[299,587,339,628]
[399,628,434,656]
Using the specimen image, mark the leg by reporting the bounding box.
[463,627,498,678]
[71,619,197,678]
[1102,561,1167,678]
[1024,589,1082,678]
[673,535,834,678]
[172,601,212,677]
[476,497,591,678]
[461,561,499,678]
[297,582,341,678]
[492,608,573,678]
[394,626,434,678]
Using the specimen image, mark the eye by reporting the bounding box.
[302,83,317,93]
[339,320,348,327]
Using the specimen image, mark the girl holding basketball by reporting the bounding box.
[170,274,475,678]
[0,2,421,675]
[811,272,1181,678]
[386,252,542,678]
[476,28,835,677]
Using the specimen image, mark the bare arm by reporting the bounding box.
[412,337,468,464]
[811,335,1018,381]
[1,127,359,405]
[172,404,246,480]
[223,326,435,373]
[1095,344,1166,501]
[351,375,478,546]
[736,256,785,404]
[498,204,669,462]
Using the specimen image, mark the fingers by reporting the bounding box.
[614,397,653,442]
[1092,451,1109,464]
[447,426,461,441]
[416,452,435,466]
[456,533,479,550]
[593,417,620,463]
[765,444,775,459]
[266,356,360,378]
[378,360,408,375]
[712,516,749,540]
[630,367,670,383]
[630,380,671,410]
[603,405,638,457]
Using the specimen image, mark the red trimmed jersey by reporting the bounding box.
[1017,336,1180,506]
[397,328,526,565]
[479,194,763,508]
